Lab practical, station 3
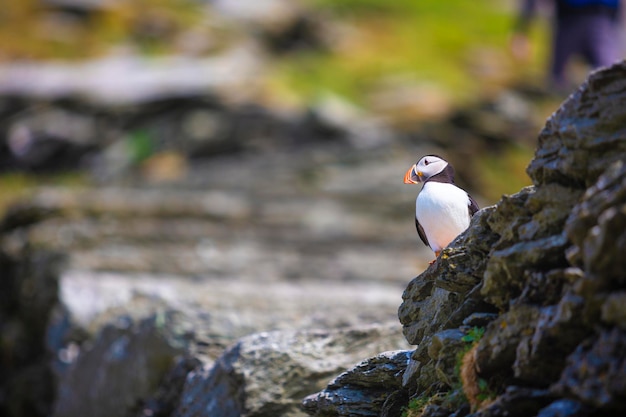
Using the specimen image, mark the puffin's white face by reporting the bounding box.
[403,155,448,184]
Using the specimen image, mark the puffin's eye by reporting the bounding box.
[424,159,430,166]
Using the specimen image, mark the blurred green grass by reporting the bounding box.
[0,0,549,107]
[477,145,535,202]
[273,0,549,106]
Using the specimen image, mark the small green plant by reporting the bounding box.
[125,130,155,164]
[476,378,495,403]
[461,326,485,343]
[400,395,429,417]
[457,326,498,411]
[401,327,491,416]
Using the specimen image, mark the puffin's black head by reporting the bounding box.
[403,155,450,184]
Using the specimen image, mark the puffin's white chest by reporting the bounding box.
[416,182,471,252]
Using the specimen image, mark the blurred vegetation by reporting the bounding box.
[0,0,205,60]
[0,0,550,106]
[0,173,87,216]
[0,0,556,213]
[478,145,535,202]
[280,0,549,105]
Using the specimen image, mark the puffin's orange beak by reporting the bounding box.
[404,165,422,184]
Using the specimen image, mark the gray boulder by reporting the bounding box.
[52,313,190,417]
[302,350,411,417]
[174,324,408,417]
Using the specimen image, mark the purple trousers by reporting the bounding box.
[552,13,621,85]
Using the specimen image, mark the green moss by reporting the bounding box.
[400,327,492,415]
[125,130,156,164]
[401,388,471,417]
[277,0,549,107]
[461,326,485,343]
[476,377,496,403]
[401,395,430,417]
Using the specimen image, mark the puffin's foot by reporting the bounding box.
[429,251,441,265]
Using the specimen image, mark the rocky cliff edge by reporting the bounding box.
[304,61,626,417]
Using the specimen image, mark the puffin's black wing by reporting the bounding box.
[415,217,430,247]
[468,194,480,217]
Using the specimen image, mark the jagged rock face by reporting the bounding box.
[526,64,626,188]
[393,62,626,416]
[302,350,411,417]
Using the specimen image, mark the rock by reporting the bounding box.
[601,291,626,329]
[0,52,262,105]
[470,386,553,417]
[536,399,590,417]
[428,329,466,387]
[137,356,203,417]
[52,313,190,417]
[6,109,99,172]
[175,324,408,417]
[211,0,327,53]
[482,195,571,310]
[526,63,626,188]
[512,292,591,386]
[0,76,397,181]
[551,328,626,412]
[564,160,626,284]
[475,304,540,376]
[387,62,626,417]
[434,206,499,295]
[302,350,411,417]
[397,206,500,394]
[462,312,498,328]
[398,206,498,346]
[0,243,64,417]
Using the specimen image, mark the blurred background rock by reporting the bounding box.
[0,1,609,416]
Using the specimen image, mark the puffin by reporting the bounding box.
[404,155,479,261]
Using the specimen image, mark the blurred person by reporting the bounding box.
[511,0,623,92]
